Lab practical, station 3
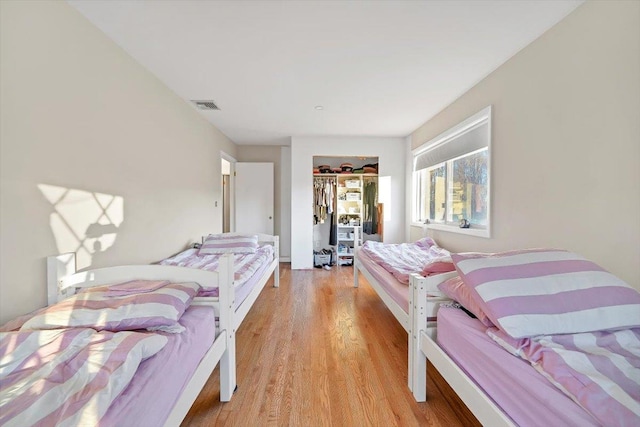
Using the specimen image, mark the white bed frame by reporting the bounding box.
[352,233,515,427]
[231,234,280,331]
[46,234,279,424]
[46,253,237,427]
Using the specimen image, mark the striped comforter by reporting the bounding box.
[488,327,640,426]
[0,328,167,427]
[160,245,274,289]
[360,238,452,284]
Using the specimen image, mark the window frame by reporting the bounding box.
[411,106,492,238]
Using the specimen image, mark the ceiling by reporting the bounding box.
[68,0,582,146]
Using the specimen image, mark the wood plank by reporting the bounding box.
[182,264,481,426]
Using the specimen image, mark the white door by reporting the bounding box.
[235,162,274,235]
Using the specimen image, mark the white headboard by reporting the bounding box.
[46,252,230,305]
[47,252,77,305]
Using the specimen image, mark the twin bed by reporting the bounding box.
[1,233,279,427]
[353,235,640,427]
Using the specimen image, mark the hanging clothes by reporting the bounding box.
[313,177,335,224]
[362,179,378,235]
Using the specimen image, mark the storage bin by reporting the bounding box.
[345,180,360,188]
[314,253,332,266]
[346,193,360,201]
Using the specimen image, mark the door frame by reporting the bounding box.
[221,151,236,233]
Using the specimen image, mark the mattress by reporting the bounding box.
[436,307,598,427]
[101,305,217,426]
[356,249,410,313]
[233,255,272,307]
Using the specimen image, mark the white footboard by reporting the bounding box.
[407,271,456,401]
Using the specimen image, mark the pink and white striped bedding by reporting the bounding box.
[448,249,640,426]
[160,244,274,290]
[438,307,599,427]
[356,248,411,312]
[100,305,217,426]
[0,328,167,427]
[487,326,640,426]
[360,238,453,284]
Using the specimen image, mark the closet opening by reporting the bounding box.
[312,156,381,268]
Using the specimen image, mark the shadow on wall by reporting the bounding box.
[38,184,124,270]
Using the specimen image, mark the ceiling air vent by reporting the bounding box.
[191,100,220,111]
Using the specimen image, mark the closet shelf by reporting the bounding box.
[335,174,365,265]
[314,173,378,178]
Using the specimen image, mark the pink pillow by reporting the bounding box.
[421,257,455,277]
[437,276,494,327]
[415,237,436,248]
[198,233,258,255]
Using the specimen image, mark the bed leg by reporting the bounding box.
[411,335,427,402]
[273,236,280,288]
[220,332,236,402]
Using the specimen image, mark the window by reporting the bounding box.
[412,106,491,237]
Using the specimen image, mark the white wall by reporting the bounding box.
[0,1,237,323]
[291,137,406,269]
[409,1,640,288]
[280,146,292,261]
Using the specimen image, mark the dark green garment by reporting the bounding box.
[362,181,378,235]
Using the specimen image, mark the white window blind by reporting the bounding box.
[414,120,489,172]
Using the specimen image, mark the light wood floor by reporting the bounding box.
[182,264,481,427]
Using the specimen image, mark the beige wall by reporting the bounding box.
[410,0,640,288]
[0,1,237,323]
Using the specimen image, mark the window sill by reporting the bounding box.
[412,222,491,238]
